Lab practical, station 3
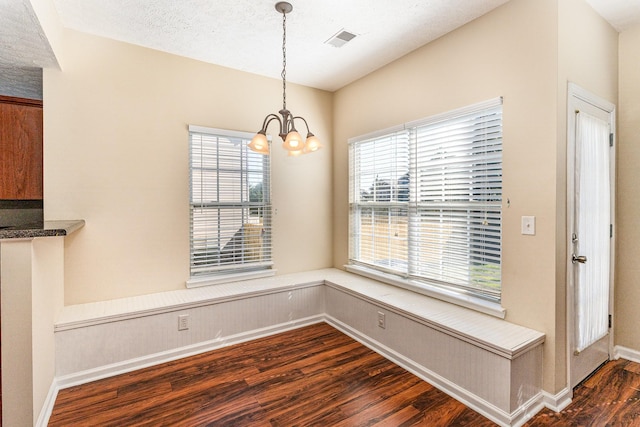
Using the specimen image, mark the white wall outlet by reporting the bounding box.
[521,216,536,235]
[178,314,189,331]
[377,311,386,329]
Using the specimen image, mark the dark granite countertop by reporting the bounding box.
[0,220,85,240]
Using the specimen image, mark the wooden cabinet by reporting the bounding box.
[0,95,43,200]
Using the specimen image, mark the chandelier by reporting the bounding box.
[248,2,321,156]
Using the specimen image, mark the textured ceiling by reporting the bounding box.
[0,0,57,69]
[50,0,513,91]
[2,0,640,94]
[0,0,57,98]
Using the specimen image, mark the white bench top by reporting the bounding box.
[56,268,544,359]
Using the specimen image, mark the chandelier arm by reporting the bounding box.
[291,116,312,134]
[259,114,282,132]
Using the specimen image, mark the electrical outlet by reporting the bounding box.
[178,314,189,331]
[377,311,386,329]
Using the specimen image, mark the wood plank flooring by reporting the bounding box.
[49,323,640,426]
[525,358,640,426]
[49,323,495,426]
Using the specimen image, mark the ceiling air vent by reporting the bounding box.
[325,29,357,48]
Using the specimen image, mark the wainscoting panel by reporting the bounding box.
[325,286,514,412]
[51,269,546,427]
[510,345,544,414]
[55,285,326,376]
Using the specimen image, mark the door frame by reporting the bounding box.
[566,82,616,391]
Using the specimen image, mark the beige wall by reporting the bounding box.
[29,0,65,69]
[31,237,65,423]
[333,0,617,394]
[1,241,34,426]
[617,24,640,352]
[43,29,333,304]
[0,237,64,426]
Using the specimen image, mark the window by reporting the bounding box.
[188,126,272,286]
[349,98,502,302]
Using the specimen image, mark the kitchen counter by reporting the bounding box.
[0,219,85,239]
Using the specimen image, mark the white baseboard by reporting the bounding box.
[55,315,323,390]
[542,387,572,413]
[35,379,59,427]
[510,397,545,427]
[613,345,640,363]
[324,315,544,427]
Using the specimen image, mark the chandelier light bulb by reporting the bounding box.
[248,132,270,155]
[283,130,303,151]
[304,134,321,153]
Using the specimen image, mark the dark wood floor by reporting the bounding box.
[49,323,640,426]
[525,358,640,426]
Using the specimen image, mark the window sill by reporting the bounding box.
[344,264,506,319]
[186,269,277,288]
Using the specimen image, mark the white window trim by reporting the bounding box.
[347,98,504,315]
[188,125,257,141]
[186,268,277,288]
[187,124,273,286]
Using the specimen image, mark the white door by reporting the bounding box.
[567,83,615,389]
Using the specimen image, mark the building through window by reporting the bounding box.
[349,98,503,302]
[188,126,272,284]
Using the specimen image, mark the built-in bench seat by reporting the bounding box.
[54,268,545,427]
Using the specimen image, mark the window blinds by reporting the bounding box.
[349,129,410,275]
[189,126,272,278]
[349,98,502,301]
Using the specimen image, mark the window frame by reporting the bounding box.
[347,98,504,317]
[187,125,274,288]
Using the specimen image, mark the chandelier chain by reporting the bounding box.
[281,9,287,110]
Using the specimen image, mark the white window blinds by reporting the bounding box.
[349,98,502,301]
[189,126,272,279]
[349,128,410,275]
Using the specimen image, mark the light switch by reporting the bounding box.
[521,216,535,235]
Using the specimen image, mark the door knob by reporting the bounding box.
[572,254,587,264]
